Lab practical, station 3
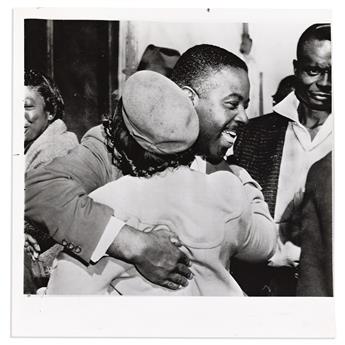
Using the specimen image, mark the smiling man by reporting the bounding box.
[170,44,250,166]
[230,23,332,296]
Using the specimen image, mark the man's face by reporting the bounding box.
[294,39,331,111]
[193,67,250,164]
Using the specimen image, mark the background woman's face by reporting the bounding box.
[24,86,50,143]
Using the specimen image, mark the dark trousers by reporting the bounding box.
[230,259,298,296]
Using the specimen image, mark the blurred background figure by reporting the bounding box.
[239,24,262,119]
[272,75,296,106]
[24,70,78,294]
[296,152,333,296]
[136,44,181,77]
[113,44,181,105]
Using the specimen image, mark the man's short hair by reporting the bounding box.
[170,44,248,96]
[296,23,331,60]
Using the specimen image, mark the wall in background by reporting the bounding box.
[25,14,330,138]
[127,18,329,116]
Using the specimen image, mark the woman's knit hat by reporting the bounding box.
[122,70,199,155]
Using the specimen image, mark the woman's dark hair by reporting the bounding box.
[103,98,196,177]
[24,70,64,121]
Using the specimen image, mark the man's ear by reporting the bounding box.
[293,59,298,75]
[181,86,199,107]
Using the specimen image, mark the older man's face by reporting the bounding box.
[294,39,331,111]
[194,66,250,164]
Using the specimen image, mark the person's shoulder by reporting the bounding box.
[245,112,288,130]
[52,127,79,148]
[80,125,109,156]
[81,125,106,144]
[212,170,249,195]
[64,130,79,145]
[46,131,78,153]
[207,170,247,215]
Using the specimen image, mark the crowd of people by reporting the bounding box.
[23,23,332,297]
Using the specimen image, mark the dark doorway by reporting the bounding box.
[25,19,119,140]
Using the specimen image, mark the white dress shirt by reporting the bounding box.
[268,92,333,267]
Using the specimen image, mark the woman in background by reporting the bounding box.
[24,70,78,294]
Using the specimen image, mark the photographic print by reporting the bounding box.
[12,6,335,338]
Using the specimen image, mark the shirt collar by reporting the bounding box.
[271,91,333,129]
[272,91,300,122]
[190,155,206,173]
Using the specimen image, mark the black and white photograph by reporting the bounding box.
[10,5,338,339]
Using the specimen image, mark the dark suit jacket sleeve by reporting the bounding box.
[25,129,115,264]
[297,153,333,296]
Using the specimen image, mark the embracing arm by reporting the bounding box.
[25,127,193,287]
[25,133,117,263]
[228,166,277,262]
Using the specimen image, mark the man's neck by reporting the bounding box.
[297,103,330,140]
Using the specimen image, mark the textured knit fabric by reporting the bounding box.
[46,166,276,296]
[229,113,289,217]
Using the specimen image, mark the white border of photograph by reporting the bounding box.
[10,3,340,340]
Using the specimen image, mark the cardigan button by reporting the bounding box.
[74,246,82,254]
[67,243,74,250]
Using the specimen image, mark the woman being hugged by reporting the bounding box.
[46,71,276,296]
